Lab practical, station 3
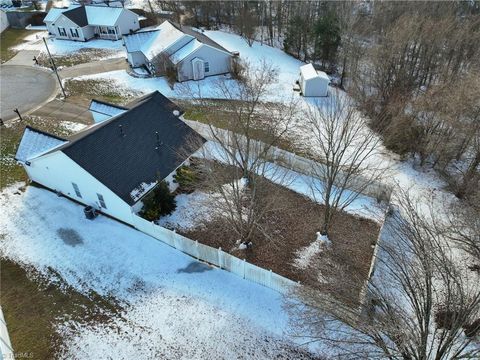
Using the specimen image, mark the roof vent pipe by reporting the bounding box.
[119,125,125,137]
[173,110,180,116]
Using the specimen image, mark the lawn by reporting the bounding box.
[64,78,140,105]
[0,259,121,359]
[37,48,122,68]
[0,114,104,358]
[181,100,314,159]
[0,29,41,63]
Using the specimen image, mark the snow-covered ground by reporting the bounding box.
[0,184,315,359]
[12,33,125,58]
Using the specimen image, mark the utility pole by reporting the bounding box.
[42,37,67,98]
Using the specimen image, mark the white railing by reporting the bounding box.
[131,214,298,294]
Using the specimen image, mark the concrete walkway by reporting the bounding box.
[32,98,93,124]
[59,57,128,78]
[4,50,40,66]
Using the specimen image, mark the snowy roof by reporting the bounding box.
[47,5,132,27]
[300,64,319,80]
[124,21,191,60]
[85,6,124,26]
[89,99,128,119]
[43,6,78,23]
[15,127,67,163]
[170,39,203,64]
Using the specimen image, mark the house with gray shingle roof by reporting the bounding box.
[123,20,235,81]
[15,91,206,224]
[44,5,140,41]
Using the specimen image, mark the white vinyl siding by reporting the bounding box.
[24,152,134,224]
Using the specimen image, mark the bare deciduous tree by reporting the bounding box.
[182,61,298,247]
[305,90,385,237]
[289,190,480,359]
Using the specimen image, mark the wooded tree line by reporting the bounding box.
[155,0,480,205]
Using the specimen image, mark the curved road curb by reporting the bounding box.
[0,65,59,122]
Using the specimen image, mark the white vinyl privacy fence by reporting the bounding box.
[132,214,298,294]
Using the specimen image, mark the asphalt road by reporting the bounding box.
[0,65,57,122]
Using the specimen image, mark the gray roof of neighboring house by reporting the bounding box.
[63,6,88,27]
[57,91,205,205]
[123,20,231,63]
[171,22,229,53]
[47,5,129,27]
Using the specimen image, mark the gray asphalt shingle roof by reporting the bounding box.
[59,91,205,205]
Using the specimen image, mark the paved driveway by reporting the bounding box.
[0,65,57,121]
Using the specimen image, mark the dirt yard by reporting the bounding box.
[178,171,381,299]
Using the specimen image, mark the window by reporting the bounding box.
[58,27,67,37]
[70,28,79,38]
[204,62,210,73]
[97,193,107,209]
[107,28,116,35]
[72,183,82,198]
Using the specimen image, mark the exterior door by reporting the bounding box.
[192,58,205,80]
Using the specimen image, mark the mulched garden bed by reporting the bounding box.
[178,178,381,299]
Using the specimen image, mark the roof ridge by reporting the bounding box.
[60,92,162,150]
[90,98,129,110]
[24,125,68,141]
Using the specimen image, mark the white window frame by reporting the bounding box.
[204,61,210,73]
[58,27,67,37]
[72,182,82,198]
[70,28,79,38]
[97,193,107,209]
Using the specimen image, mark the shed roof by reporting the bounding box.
[300,63,330,81]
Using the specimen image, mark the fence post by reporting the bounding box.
[218,247,222,269]
[269,269,273,289]
[243,259,246,279]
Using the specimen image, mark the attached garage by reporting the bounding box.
[299,64,329,97]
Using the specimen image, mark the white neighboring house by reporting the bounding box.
[15,91,205,225]
[0,9,9,33]
[123,20,234,81]
[44,5,140,41]
[299,63,330,97]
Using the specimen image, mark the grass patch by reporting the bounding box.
[37,48,120,68]
[0,114,121,357]
[182,101,308,157]
[0,259,121,359]
[0,29,41,63]
[64,78,139,105]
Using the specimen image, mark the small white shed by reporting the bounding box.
[299,63,329,97]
